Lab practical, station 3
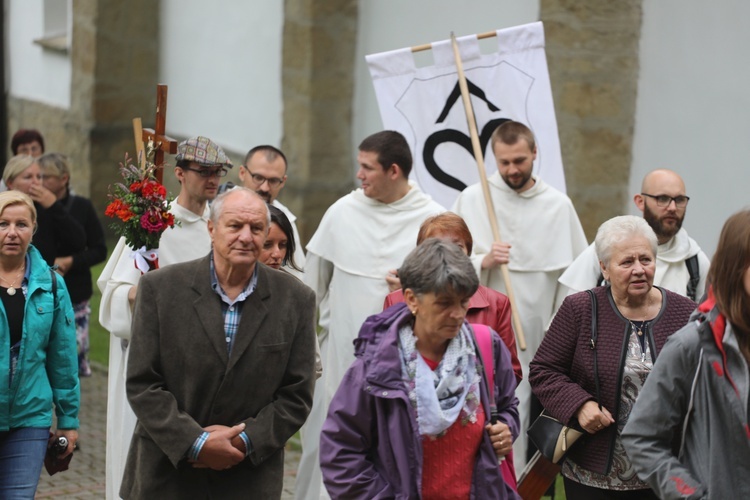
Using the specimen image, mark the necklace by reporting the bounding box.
[628,319,648,337]
[0,266,25,296]
[620,290,656,333]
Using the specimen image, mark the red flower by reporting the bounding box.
[142,180,167,200]
[105,199,135,222]
[140,208,167,233]
[104,201,119,217]
[106,151,178,251]
[162,211,175,227]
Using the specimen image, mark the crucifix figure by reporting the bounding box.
[132,84,178,183]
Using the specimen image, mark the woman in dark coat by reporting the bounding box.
[529,215,696,498]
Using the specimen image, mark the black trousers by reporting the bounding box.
[563,476,659,500]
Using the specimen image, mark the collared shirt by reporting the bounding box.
[188,253,258,462]
[209,253,258,353]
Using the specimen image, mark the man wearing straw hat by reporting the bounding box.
[452,121,587,474]
[296,130,444,500]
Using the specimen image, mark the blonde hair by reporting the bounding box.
[3,155,36,184]
[0,190,37,225]
[37,152,71,178]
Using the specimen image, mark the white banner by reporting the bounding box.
[366,22,565,209]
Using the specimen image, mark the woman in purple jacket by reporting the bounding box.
[529,216,696,499]
[320,239,519,499]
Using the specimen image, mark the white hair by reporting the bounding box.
[595,215,658,267]
[209,186,270,226]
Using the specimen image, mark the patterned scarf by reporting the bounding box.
[398,323,481,437]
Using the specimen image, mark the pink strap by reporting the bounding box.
[472,324,494,399]
[472,324,518,491]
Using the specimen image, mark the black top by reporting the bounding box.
[33,200,87,268]
[1,286,25,345]
[630,319,651,354]
[58,193,107,303]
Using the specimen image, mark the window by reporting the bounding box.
[33,0,71,53]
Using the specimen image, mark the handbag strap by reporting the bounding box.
[472,323,498,423]
[586,290,602,410]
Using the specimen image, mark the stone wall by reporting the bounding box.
[6,0,160,232]
[281,0,359,244]
[541,0,643,240]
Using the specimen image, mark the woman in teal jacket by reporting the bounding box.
[0,190,79,498]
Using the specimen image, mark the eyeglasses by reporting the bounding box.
[183,167,228,178]
[243,167,284,188]
[641,193,690,208]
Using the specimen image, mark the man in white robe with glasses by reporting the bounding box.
[237,145,305,278]
[559,169,710,302]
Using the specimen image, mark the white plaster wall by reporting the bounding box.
[353,1,540,170]
[159,1,283,157]
[631,1,750,257]
[6,0,72,109]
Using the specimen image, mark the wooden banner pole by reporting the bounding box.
[132,118,145,169]
[450,32,527,351]
[412,30,496,53]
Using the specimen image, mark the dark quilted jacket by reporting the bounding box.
[529,286,696,474]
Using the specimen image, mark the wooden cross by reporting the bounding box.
[132,84,178,183]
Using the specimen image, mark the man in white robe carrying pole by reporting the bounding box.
[98,136,233,500]
[452,121,588,474]
[559,168,710,302]
[295,130,444,500]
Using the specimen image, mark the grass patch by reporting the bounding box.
[88,256,110,367]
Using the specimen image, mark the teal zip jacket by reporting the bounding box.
[1,245,79,431]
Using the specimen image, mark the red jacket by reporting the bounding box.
[384,285,522,385]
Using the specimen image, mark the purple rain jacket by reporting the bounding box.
[319,302,520,499]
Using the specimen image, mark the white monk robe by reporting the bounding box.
[273,198,306,278]
[98,200,211,500]
[559,228,710,301]
[452,173,588,474]
[295,184,443,500]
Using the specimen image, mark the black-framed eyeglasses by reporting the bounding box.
[183,166,228,178]
[243,166,283,188]
[641,193,690,208]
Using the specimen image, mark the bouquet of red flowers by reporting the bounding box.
[105,148,176,271]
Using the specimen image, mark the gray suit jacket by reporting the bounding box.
[121,255,317,499]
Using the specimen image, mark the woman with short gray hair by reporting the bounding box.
[320,239,520,499]
[530,215,696,498]
[398,237,479,298]
[595,215,658,268]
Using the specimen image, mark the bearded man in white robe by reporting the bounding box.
[98,137,232,500]
[295,131,443,500]
[559,169,709,302]
[452,121,588,474]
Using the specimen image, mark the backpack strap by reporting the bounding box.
[685,255,700,302]
[472,323,497,423]
[49,268,58,308]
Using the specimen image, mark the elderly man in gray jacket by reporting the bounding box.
[121,188,317,499]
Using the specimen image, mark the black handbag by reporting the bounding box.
[44,435,72,476]
[527,289,599,464]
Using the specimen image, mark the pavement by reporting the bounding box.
[35,363,303,499]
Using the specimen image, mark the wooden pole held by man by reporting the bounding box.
[449,33,527,350]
